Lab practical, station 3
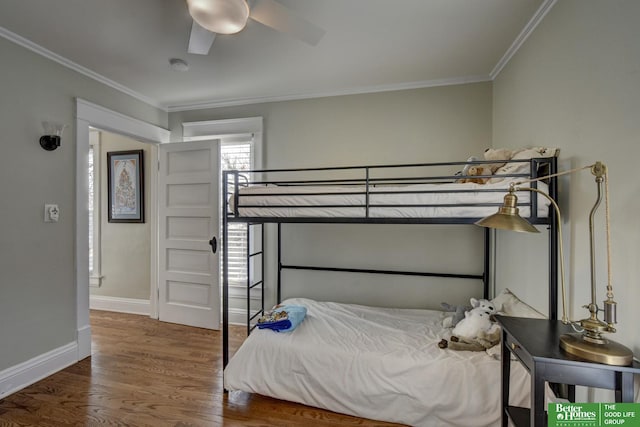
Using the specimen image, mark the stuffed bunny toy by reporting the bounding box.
[438,305,501,352]
[441,297,498,328]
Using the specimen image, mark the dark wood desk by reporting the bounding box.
[495,315,640,427]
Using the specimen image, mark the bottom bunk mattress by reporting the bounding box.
[224,298,540,427]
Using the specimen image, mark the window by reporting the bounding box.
[88,130,102,287]
[220,140,252,287]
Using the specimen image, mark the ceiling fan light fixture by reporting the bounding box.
[186,0,250,35]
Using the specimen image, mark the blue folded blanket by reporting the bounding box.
[257,305,307,332]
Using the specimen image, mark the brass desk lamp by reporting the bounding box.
[476,162,633,366]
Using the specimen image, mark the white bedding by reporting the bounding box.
[230,181,550,219]
[224,298,543,427]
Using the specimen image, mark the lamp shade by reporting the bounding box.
[475,191,539,233]
[187,0,250,35]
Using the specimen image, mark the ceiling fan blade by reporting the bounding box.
[188,20,217,55]
[249,0,325,46]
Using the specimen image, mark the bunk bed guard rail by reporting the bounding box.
[224,158,556,224]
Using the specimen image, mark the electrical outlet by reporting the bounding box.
[44,204,59,222]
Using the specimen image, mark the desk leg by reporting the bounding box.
[615,372,634,403]
[531,363,546,427]
[501,330,510,427]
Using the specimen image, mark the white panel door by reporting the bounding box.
[158,140,220,329]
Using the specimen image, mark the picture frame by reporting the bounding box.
[107,149,145,223]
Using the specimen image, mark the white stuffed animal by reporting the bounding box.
[470,297,499,315]
[451,307,499,341]
[441,297,499,328]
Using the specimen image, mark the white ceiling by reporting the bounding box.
[0,0,550,111]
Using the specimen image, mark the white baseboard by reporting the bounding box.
[77,324,92,360]
[90,295,150,315]
[0,342,78,399]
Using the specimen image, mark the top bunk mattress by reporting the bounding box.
[228,180,550,219]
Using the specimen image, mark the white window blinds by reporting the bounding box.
[221,142,252,286]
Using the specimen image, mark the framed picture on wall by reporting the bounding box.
[107,149,144,223]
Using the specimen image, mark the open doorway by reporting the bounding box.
[75,99,170,359]
[87,130,222,330]
[88,129,154,314]
[76,106,262,359]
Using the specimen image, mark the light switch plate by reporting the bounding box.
[44,204,59,222]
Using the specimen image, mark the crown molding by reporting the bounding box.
[166,74,491,112]
[0,25,165,111]
[2,0,556,114]
[490,0,558,80]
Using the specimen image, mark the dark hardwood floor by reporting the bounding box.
[0,310,402,426]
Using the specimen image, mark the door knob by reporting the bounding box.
[209,236,217,254]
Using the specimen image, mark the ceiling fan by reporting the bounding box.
[186,0,325,55]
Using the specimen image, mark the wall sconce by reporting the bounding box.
[40,121,67,151]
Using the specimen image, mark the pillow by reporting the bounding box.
[491,288,546,319]
[489,146,559,183]
[485,289,546,359]
[483,148,514,173]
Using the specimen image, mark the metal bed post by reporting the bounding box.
[222,171,231,371]
[277,223,282,304]
[530,159,539,222]
[483,227,490,300]
[365,167,370,218]
[246,224,252,335]
[261,224,265,314]
[548,156,559,321]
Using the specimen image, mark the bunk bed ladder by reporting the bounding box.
[246,223,265,334]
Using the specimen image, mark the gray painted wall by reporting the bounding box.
[0,36,166,371]
[171,83,493,309]
[493,0,640,401]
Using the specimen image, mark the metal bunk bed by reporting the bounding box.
[221,157,559,369]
